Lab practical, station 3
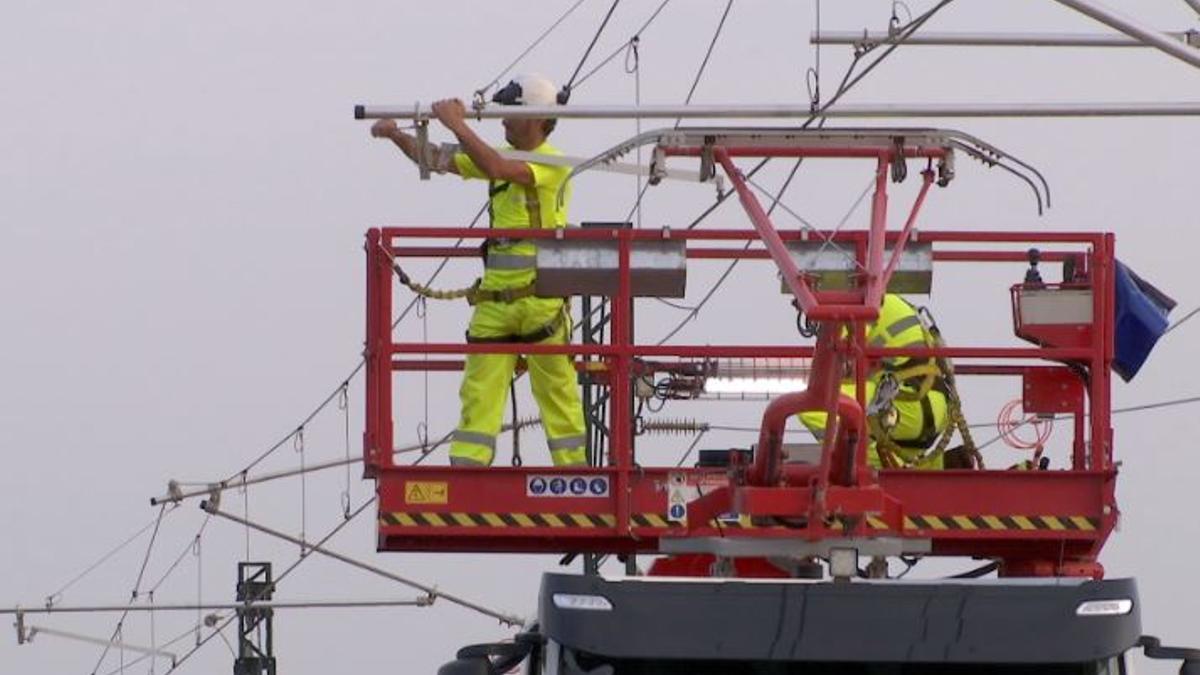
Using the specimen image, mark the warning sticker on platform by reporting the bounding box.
[666,471,739,525]
[527,475,609,498]
[405,481,448,505]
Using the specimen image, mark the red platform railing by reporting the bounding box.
[363,141,1117,578]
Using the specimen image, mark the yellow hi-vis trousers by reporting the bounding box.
[797,379,948,470]
[449,296,587,467]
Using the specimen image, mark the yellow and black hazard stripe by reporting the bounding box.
[864,514,1100,531]
[382,512,751,529]
[382,512,615,528]
[381,512,1100,532]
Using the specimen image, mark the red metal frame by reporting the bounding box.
[363,142,1118,578]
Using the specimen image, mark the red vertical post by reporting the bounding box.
[863,156,891,311]
[1086,233,1113,472]
[610,227,633,534]
[364,229,380,476]
[1100,233,1116,470]
[851,237,870,485]
[364,229,394,474]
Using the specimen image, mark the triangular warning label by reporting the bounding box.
[407,483,427,502]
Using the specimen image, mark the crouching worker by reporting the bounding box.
[798,294,972,469]
[369,73,586,467]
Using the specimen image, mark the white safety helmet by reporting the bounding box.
[491,73,566,106]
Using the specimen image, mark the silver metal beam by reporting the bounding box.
[2,598,431,615]
[201,501,525,626]
[810,29,1200,48]
[1050,0,1200,69]
[356,102,1200,121]
[1186,0,1200,18]
[23,625,177,660]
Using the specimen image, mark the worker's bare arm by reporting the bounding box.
[369,119,460,175]
[431,98,535,186]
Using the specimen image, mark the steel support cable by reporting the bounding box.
[624,0,735,222]
[42,517,162,609]
[89,504,170,675]
[161,495,415,673]
[475,0,590,100]
[674,428,710,467]
[570,0,672,90]
[99,624,196,675]
[147,515,212,595]
[155,433,462,505]
[159,425,510,672]
[973,394,1200,452]
[201,502,523,626]
[564,0,622,91]
[653,1,954,344]
[217,201,487,484]
[676,0,734,128]
[1164,304,1200,335]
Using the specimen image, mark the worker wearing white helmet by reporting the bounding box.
[370,74,586,467]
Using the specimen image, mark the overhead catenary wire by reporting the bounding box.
[564,0,622,92]
[200,501,523,627]
[475,0,590,100]
[42,516,163,609]
[216,201,487,486]
[624,0,735,223]
[1163,304,1200,335]
[653,0,955,345]
[571,0,672,90]
[973,393,1200,452]
[88,503,170,675]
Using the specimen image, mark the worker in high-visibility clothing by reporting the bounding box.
[369,74,587,467]
[798,294,950,469]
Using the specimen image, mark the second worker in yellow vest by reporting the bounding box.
[798,294,950,469]
[370,73,587,467]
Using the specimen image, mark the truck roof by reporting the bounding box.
[540,573,1141,665]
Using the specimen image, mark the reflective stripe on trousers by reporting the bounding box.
[448,296,587,467]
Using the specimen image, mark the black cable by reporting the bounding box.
[223,201,488,482]
[571,0,672,90]
[656,0,955,345]
[476,0,590,99]
[675,0,734,128]
[564,0,622,92]
[510,378,523,467]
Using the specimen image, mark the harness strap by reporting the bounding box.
[466,282,538,306]
[465,312,564,345]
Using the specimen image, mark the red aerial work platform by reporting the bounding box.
[361,129,1117,578]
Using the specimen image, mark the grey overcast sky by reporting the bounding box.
[2,1,1199,673]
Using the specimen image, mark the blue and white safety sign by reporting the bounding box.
[527,474,610,498]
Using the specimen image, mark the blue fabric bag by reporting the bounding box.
[1113,261,1175,382]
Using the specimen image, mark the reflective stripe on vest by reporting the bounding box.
[485,253,538,270]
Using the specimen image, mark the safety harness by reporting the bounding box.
[867,305,982,469]
[384,171,564,343]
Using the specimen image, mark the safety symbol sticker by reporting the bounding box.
[528,477,548,495]
[404,481,449,505]
[527,475,609,498]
